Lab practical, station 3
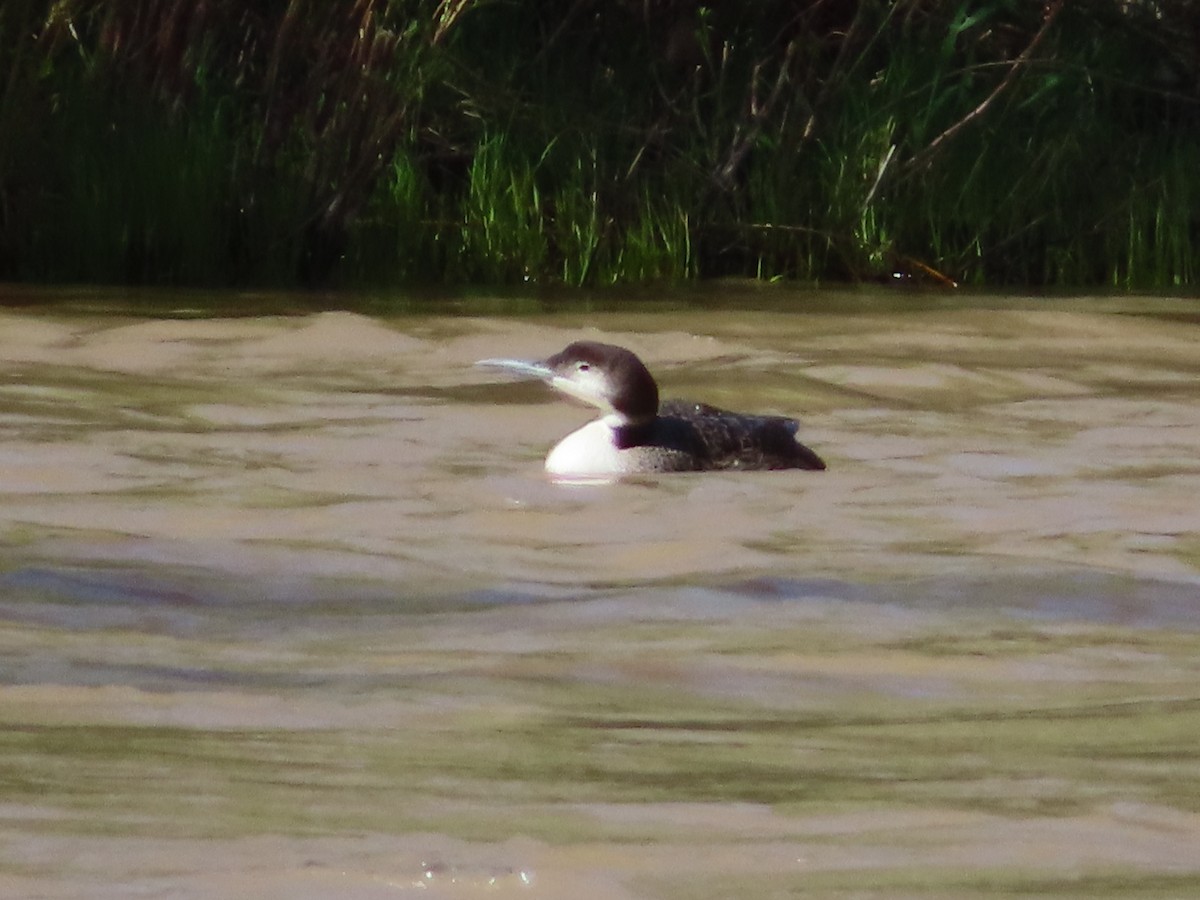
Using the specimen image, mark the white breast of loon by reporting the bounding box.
[544,419,631,476]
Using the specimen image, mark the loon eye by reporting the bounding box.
[576,362,590,372]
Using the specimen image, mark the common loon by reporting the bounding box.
[477,340,826,476]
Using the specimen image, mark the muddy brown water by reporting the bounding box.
[1,288,1199,898]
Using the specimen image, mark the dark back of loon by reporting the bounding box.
[648,399,826,471]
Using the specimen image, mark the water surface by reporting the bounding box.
[1,288,1199,898]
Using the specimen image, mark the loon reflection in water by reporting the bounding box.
[477,340,826,476]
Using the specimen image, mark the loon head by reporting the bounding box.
[478,340,659,426]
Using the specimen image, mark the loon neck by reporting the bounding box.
[611,417,658,450]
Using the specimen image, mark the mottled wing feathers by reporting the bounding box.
[658,399,826,471]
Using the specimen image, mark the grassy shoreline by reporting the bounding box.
[2,1,1198,291]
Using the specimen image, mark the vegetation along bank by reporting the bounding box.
[1,0,1197,289]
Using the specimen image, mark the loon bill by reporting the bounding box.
[477,340,827,476]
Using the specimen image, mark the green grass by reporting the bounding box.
[2,0,1198,291]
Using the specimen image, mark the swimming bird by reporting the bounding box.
[477,340,826,476]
